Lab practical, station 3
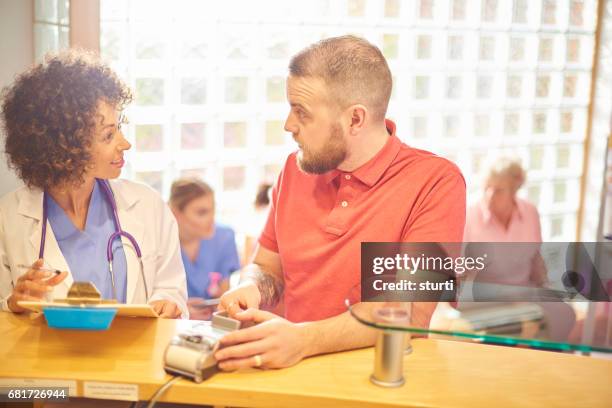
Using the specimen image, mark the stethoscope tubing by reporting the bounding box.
[39,179,149,301]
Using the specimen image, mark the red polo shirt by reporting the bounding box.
[259,119,466,323]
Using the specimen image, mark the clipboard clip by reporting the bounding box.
[54,282,118,305]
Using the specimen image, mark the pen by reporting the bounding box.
[17,264,62,275]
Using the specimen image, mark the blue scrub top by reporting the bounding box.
[181,224,241,299]
[47,180,128,302]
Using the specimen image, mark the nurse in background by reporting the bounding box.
[170,178,240,319]
[0,50,187,318]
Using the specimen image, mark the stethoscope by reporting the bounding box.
[40,178,149,301]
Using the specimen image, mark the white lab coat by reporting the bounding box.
[0,179,188,318]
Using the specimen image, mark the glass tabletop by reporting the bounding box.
[350,241,612,354]
[346,299,612,354]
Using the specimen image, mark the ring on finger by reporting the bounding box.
[253,354,262,368]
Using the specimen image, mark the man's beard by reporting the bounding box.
[296,123,347,174]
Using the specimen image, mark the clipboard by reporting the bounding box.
[17,301,159,317]
[18,281,159,321]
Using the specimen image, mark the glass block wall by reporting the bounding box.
[34,0,70,62]
[99,0,598,240]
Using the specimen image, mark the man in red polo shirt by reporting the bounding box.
[215,35,466,370]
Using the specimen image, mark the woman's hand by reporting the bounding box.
[150,299,182,318]
[8,259,68,313]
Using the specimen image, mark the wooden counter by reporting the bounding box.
[0,312,610,407]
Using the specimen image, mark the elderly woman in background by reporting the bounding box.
[463,158,577,342]
[464,158,547,286]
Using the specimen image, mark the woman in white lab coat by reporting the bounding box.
[0,50,187,318]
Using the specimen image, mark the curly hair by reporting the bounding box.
[1,49,132,190]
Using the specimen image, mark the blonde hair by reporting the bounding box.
[169,178,213,211]
[485,158,526,191]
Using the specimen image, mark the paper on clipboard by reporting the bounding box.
[17,301,159,317]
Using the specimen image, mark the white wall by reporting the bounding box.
[0,0,33,196]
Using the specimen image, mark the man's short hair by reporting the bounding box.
[289,35,392,121]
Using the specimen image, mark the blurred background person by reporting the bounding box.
[170,178,240,319]
[464,157,547,286]
[463,158,575,342]
[243,182,272,264]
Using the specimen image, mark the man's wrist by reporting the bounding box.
[238,276,259,289]
[240,266,282,308]
[297,321,319,358]
[239,266,262,290]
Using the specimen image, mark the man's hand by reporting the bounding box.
[214,308,310,370]
[149,300,182,318]
[218,282,262,317]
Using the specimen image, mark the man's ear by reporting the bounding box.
[348,105,367,135]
